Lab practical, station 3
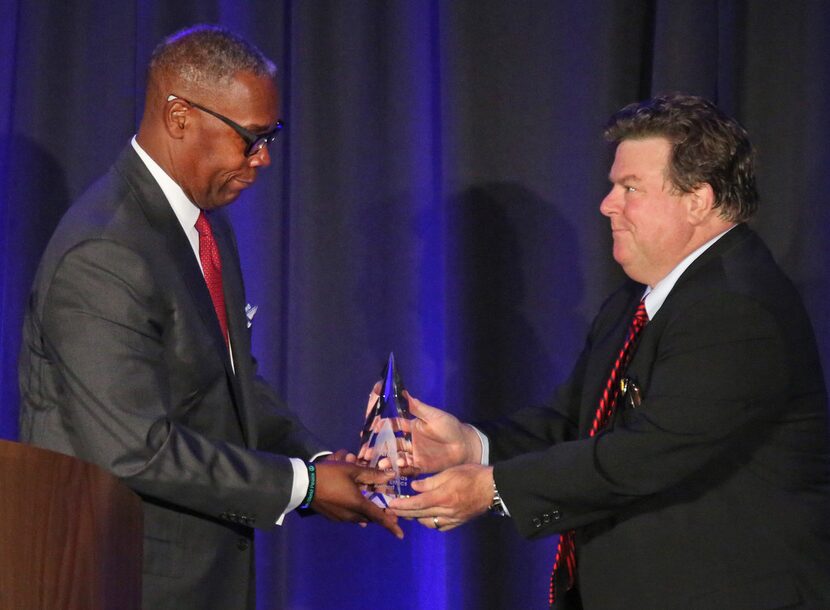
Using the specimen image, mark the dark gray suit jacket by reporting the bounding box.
[479,225,830,609]
[18,146,326,609]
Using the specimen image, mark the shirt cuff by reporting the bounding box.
[471,425,490,465]
[275,452,334,525]
[276,458,309,525]
[470,426,511,517]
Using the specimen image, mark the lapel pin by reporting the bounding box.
[245,304,258,329]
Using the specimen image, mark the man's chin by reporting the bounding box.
[203,188,245,210]
[221,179,254,203]
[197,198,234,211]
[611,244,629,267]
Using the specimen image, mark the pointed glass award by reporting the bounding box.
[357,353,419,507]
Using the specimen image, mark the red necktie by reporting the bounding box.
[195,211,229,346]
[549,300,648,607]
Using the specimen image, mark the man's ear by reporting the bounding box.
[685,182,716,225]
[164,96,189,140]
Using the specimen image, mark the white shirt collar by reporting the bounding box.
[131,136,202,263]
[642,225,736,318]
[130,137,237,367]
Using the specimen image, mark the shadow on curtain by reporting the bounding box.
[1,2,828,609]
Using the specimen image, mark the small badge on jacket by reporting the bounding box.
[620,377,643,409]
[245,304,258,329]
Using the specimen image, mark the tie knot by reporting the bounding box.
[634,300,649,325]
[195,211,212,236]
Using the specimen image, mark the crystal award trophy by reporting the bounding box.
[357,353,419,507]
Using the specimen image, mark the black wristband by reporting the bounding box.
[300,462,316,509]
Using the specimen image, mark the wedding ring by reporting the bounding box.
[432,516,440,529]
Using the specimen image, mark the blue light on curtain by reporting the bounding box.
[2,2,830,609]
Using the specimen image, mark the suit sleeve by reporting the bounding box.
[490,292,790,538]
[40,239,295,529]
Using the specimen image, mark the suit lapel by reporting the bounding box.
[114,147,247,439]
[168,221,233,368]
[115,148,231,362]
[211,214,254,445]
[580,285,644,436]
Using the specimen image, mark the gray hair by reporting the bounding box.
[148,24,276,89]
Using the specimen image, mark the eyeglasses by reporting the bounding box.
[167,94,283,157]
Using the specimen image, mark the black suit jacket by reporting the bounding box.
[18,146,327,609]
[478,225,830,609]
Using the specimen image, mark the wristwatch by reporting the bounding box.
[489,481,507,517]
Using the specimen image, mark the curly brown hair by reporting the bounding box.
[604,94,758,223]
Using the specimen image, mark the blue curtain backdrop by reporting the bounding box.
[1,1,828,609]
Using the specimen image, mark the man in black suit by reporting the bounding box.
[18,25,401,610]
[390,95,830,608]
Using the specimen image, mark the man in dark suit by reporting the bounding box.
[390,95,830,608]
[18,25,401,610]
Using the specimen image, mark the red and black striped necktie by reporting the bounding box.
[549,299,648,607]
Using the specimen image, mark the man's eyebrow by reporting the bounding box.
[609,173,641,183]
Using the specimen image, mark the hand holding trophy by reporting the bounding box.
[356,353,421,506]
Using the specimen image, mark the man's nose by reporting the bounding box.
[599,189,618,217]
[248,145,271,168]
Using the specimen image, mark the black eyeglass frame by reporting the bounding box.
[167,94,283,156]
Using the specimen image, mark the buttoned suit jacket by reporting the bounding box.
[18,146,327,610]
[478,224,830,609]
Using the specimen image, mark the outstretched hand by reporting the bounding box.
[388,464,494,532]
[311,462,404,539]
[406,393,482,473]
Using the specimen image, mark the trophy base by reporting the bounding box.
[361,466,421,507]
[364,491,406,508]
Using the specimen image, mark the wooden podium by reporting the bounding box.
[0,440,143,609]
